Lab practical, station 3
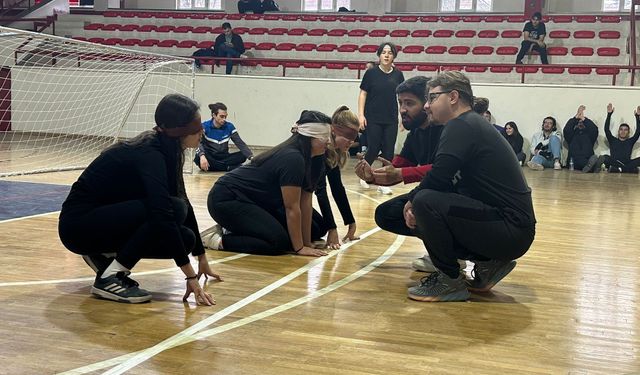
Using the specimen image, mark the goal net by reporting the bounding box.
[0,26,195,177]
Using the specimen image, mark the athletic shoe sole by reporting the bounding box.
[467,260,517,293]
[408,289,470,302]
[91,286,152,304]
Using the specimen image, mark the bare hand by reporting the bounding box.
[183,279,215,306]
[355,159,374,182]
[377,156,393,167]
[199,155,210,171]
[403,201,416,229]
[607,103,614,113]
[197,256,223,282]
[576,105,586,119]
[358,115,367,130]
[372,165,403,186]
[342,222,360,243]
[326,229,341,250]
[296,246,328,257]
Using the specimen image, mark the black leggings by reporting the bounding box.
[411,189,535,279]
[364,122,398,165]
[58,197,195,269]
[194,151,247,172]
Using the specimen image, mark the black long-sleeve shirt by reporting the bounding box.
[503,132,524,155]
[408,110,535,227]
[213,32,245,54]
[563,117,598,163]
[604,112,640,163]
[61,134,204,266]
[314,164,355,229]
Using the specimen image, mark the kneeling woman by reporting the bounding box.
[206,110,331,257]
[59,94,221,305]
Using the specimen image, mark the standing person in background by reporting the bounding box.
[601,103,640,173]
[515,12,549,65]
[312,106,361,249]
[194,102,253,172]
[503,121,526,165]
[214,23,247,75]
[357,42,405,195]
[58,94,221,305]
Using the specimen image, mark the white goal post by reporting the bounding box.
[0,26,195,177]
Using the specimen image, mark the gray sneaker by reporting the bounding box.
[408,271,470,302]
[412,255,466,273]
[91,272,152,303]
[466,259,517,292]
[582,155,599,173]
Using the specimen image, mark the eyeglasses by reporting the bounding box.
[425,91,452,104]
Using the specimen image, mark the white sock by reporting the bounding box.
[101,259,130,279]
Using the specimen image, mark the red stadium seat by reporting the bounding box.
[548,46,569,55]
[490,66,513,73]
[600,15,621,23]
[549,30,570,38]
[599,30,620,39]
[571,47,594,56]
[573,30,595,39]
[156,25,175,33]
[268,28,288,35]
[369,29,390,37]
[174,26,193,33]
[84,23,103,30]
[399,16,418,22]
[359,45,378,53]
[208,13,225,20]
[338,15,356,22]
[347,63,366,70]
[301,14,319,22]
[403,45,425,54]
[455,30,476,38]
[426,45,447,54]
[275,43,296,51]
[390,30,410,37]
[472,46,494,55]
[262,61,281,68]
[348,29,368,37]
[282,15,300,21]
[255,42,276,51]
[542,67,565,74]
[576,15,597,23]
[234,27,249,35]
[157,40,178,47]
[188,13,206,20]
[245,14,262,20]
[171,13,188,19]
[136,12,153,18]
[396,64,415,72]
[328,29,348,37]
[138,39,159,47]
[596,67,620,75]
[516,66,538,73]
[249,27,269,35]
[597,47,620,56]
[337,44,358,52]
[192,26,211,34]
[177,40,197,48]
[243,42,256,49]
[417,65,438,72]
[568,67,592,74]
[501,30,522,38]
[551,15,573,23]
[264,14,281,20]
[380,16,398,22]
[507,16,527,23]
[465,66,487,73]
[103,11,117,17]
[308,28,328,36]
[496,46,519,55]
[442,65,463,71]
[88,37,105,44]
[326,63,346,70]
[441,16,460,22]
[358,15,378,22]
[411,30,432,38]
[420,16,439,22]
[195,41,214,49]
[138,25,157,32]
[119,24,138,32]
[303,62,324,69]
[226,14,243,20]
[463,16,483,22]
[320,15,337,22]
[72,36,88,41]
[287,28,307,36]
[433,30,454,38]
[317,44,337,52]
[478,30,499,38]
[485,16,506,22]
[102,24,119,31]
[120,38,140,46]
[448,46,470,55]
[103,38,122,45]
[295,43,316,52]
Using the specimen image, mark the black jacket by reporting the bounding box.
[563,117,598,164]
[213,33,245,54]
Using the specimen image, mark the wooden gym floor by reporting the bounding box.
[1,160,639,374]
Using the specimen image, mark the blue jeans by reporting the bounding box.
[216,45,241,74]
[531,135,561,167]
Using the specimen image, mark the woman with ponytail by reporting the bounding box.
[204,110,332,257]
[311,106,361,249]
[59,94,220,306]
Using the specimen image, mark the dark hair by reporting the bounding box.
[473,97,489,114]
[542,116,557,131]
[428,71,474,107]
[504,121,521,136]
[376,42,398,58]
[396,76,429,103]
[222,22,231,29]
[619,123,630,130]
[154,93,200,131]
[208,102,227,115]
[532,12,542,20]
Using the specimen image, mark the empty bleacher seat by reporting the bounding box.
[347,63,366,70]
[245,14,262,21]
[599,16,621,23]
[359,15,379,22]
[255,42,276,51]
[317,44,337,52]
[542,67,565,74]
[496,46,518,55]
[507,16,527,23]
[139,39,159,47]
[442,65,463,71]
[275,43,295,51]
[84,23,103,30]
[501,30,522,38]
[597,47,620,56]
[120,38,140,46]
[472,46,494,55]
[466,66,487,73]
[138,25,157,32]
[426,45,447,54]
[119,24,138,32]
[103,37,122,45]
[420,16,439,22]
[339,15,356,22]
[417,65,439,72]
[174,26,193,33]
[490,66,513,73]
[244,42,256,50]
[568,67,592,74]
[455,30,476,38]
[337,44,358,52]
[549,30,570,39]
[196,41,214,49]
[303,62,324,69]
[403,45,425,54]
[234,27,250,34]
[328,29,348,37]
[301,14,320,22]
[249,27,269,35]
[396,64,415,72]
[441,16,461,22]
[478,30,499,38]
[433,30,454,38]
[485,16,506,22]
[571,47,594,56]
[177,40,197,48]
[390,30,410,37]
[380,16,399,22]
[348,29,368,37]
[320,15,338,22]
[399,16,418,23]
[88,37,105,44]
[463,16,483,22]
[326,62,346,70]
[192,26,211,34]
[158,40,178,47]
[516,66,539,74]
[551,15,573,23]
[548,46,569,56]
[573,30,595,39]
[268,28,288,35]
[576,15,597,23]
[411,30,432,38]
[369,29,390,37]
[282,15,300,21]
[596,67,620,75]
[295,43,316,52]
[287,28,307,36]
[156,25,175,33]
[599,31,621,39]
[359,45,378,53]
[449,46,470,55]
[308,29,328,36]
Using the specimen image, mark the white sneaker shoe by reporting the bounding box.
[377,186,392,195]
[527,161,544,171]
[359,179,370,189]
[201,224,223,250]
[553,160,562,170]
[412,255,467,273]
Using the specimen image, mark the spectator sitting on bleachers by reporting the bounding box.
[237,0,261,13]
[516,12,549,65]
[194,102,253,172]
[602,103,640,173]
[563,105,599,172]
[503,121,526,165]
[527,116,562,171]
[214,22,247,75]
[260,0,280,12]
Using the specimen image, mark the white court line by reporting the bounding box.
[59,233,405,375]
[100,226,383,375]
[0,210,60,223]
[0,254,249,287]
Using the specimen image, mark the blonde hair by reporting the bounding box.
[326,105,359,169]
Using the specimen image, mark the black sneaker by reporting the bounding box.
[91,272,151,303]
[466,260,517,292]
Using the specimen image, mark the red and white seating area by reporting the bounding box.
[55,11,631,84]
